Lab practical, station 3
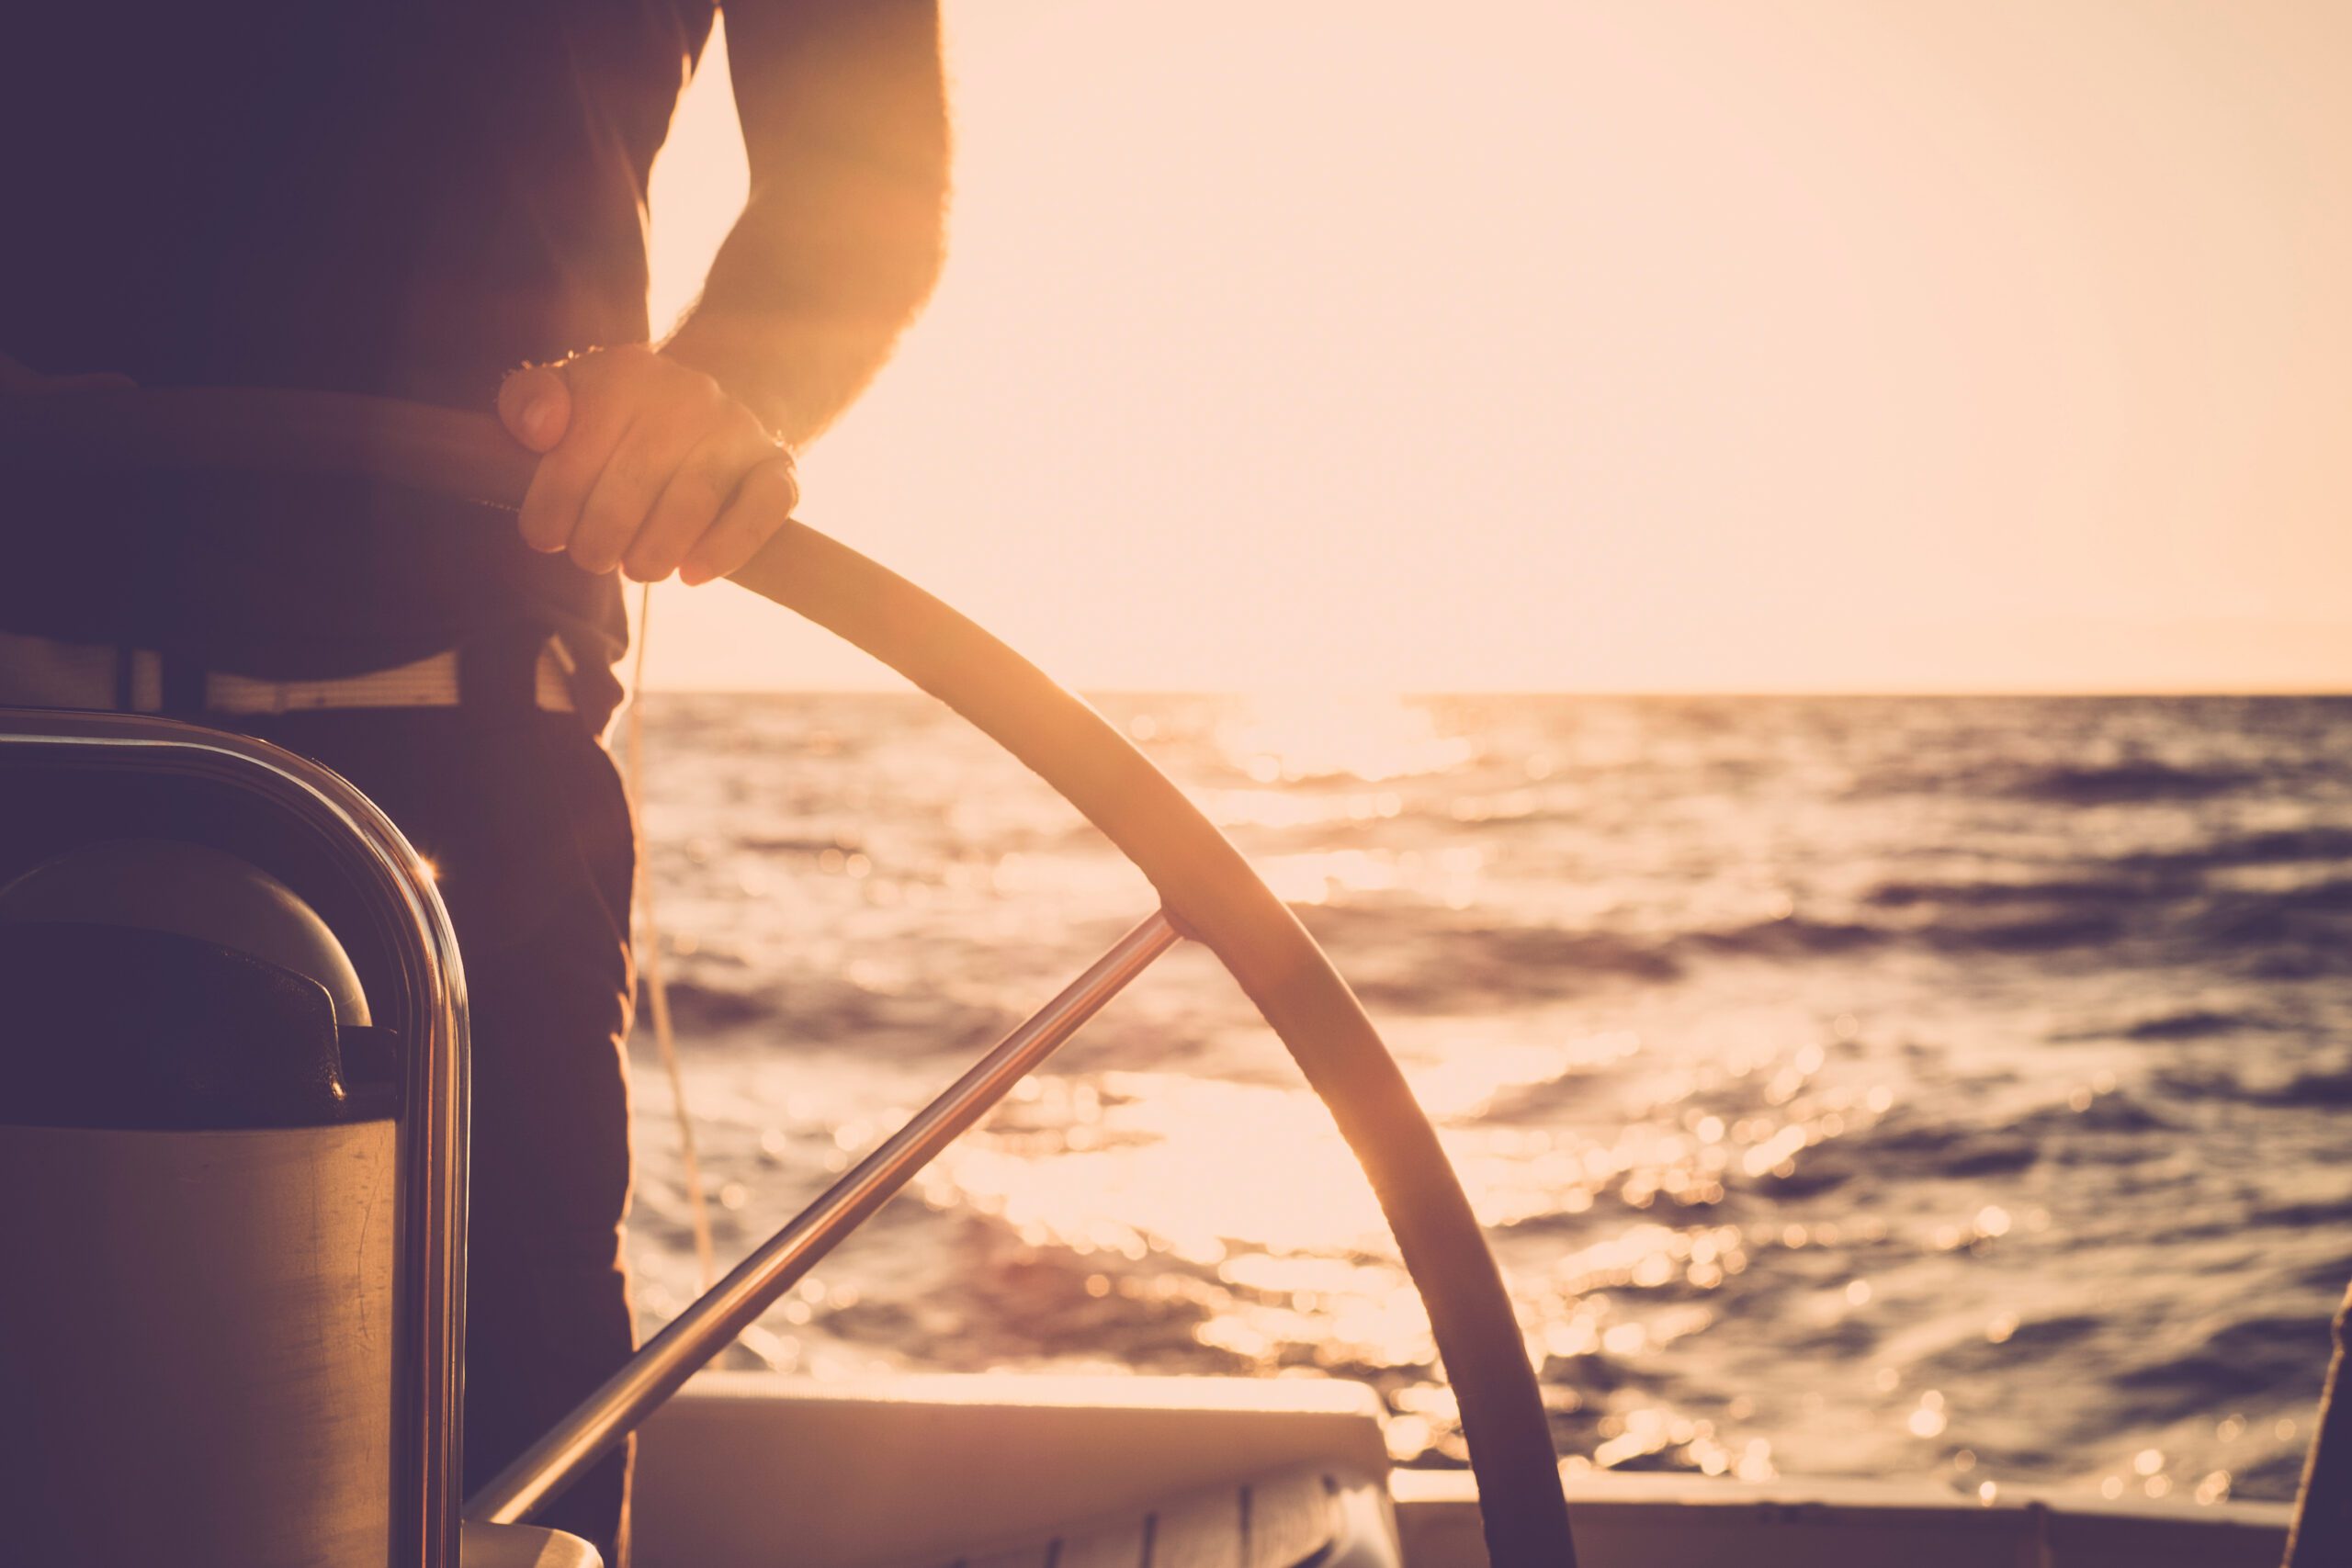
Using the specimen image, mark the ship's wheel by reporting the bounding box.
[0,388,1577,1567]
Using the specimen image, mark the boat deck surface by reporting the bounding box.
[628,1373,2294,1568]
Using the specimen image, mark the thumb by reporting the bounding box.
[498,363,572,453]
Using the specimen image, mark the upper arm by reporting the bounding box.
[720,1,948,224]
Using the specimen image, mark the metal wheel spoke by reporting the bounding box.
[467,909,1182,1525]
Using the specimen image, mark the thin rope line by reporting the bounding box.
[628,581,715,1292]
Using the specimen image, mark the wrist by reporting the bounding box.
[658,328,808,445]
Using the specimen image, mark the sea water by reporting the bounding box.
[622,693,2350,1504]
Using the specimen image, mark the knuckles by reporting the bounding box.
[679,462,736,513]
[518,344,792,576]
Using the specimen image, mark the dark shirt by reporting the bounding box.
[0,1,717,678]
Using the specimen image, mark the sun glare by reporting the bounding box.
[1216,693,1476,785]
[642,3,2352,694]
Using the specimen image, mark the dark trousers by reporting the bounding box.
[241,706,639,1566]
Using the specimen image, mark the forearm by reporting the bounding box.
[662,0,948,448]
[662,189,944,447]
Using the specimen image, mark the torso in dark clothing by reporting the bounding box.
[0,0,717,677]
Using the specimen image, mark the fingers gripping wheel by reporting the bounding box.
[0,388,1578,1567]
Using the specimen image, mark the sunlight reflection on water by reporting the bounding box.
[625,692,2352,1502]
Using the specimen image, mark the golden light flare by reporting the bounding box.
[1215,694,1478,787]
[641,6,2352,694]
[924,1070,1391,1266]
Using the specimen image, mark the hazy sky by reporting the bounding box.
[639,2,2352,692]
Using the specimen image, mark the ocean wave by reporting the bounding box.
[2255,1195,2352,1230]
[652,977,776,1030]
[2109,1314,2333,1420]
[816,1210,1250,1377]
[1853,755,2269,805]
[1866,877,2161,909]
[2119,825,2352,874]
[2047,1007,2281,1046]
[2120,1009,2270,1042]
[639,974,1007,1052]
[735,831,865,856]
[2002,761,2257,805]
[2301,1250,2352,1292]
[2017,1089,2180,1137]
[1688,916,1883,960]
[1945,910,2132,953]
[2185,885,2352,969]
[2158,1064,2352,1109]
[1306,899,2159,1013]
[1702,906,2141,960]
[1299,907,1685,1007]
[1722,1110,2043,1198]
[1842,1115,2041,1179]
[1850,878,2352,964]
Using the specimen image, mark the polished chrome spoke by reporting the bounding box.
[467,908,1182,1526]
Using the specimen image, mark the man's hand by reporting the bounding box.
[497,345,800,585]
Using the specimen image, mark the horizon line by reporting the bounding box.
[637,682,2352,700]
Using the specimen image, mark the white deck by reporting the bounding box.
[628,1372,2294,1568]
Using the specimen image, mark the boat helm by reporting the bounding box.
[0,388,1580,1568]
